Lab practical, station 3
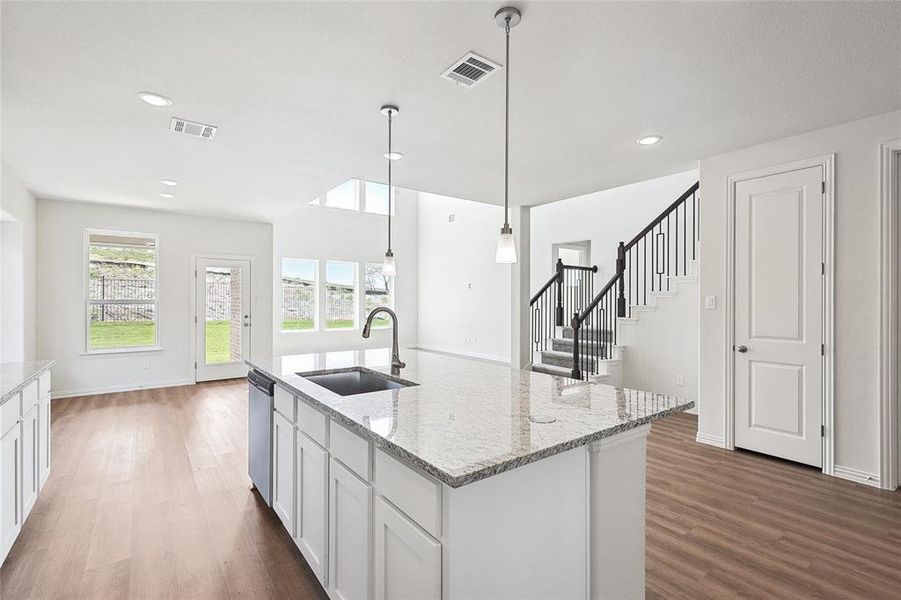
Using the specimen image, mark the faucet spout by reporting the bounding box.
[362,307,405,375]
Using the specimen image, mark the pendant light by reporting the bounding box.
[494,6,521,264]
[381,104,399,276]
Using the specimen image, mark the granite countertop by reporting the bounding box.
[248,349,692,488]
[0,360,55,404]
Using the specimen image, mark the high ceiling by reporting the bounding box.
[2,1,899,222]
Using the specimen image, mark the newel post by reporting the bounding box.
[570,312,582,380]
[554,258,565,326]
[616,242,626,318]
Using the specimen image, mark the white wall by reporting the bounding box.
[417,192,511,363]
[0,164,37,362]
[530,171,699,291]
[698,110,901,478]
[37,200,273,397]
[272,189,418,355]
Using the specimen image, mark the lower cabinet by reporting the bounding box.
[38,398,50,491]
[0,424,22,564]
[21,406,38,521]
[272,410,295,534]
[296,431,328,586]
[328,458,372,600]
[373,497,442,600]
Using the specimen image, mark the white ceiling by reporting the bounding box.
[2,2,899,222]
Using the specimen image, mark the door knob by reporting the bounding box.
[736,345,748,353]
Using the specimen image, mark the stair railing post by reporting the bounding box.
[570,312,582,380]
[616,242,626,318]
[554,258,564,326]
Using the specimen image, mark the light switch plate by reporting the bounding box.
[705,295,716,310]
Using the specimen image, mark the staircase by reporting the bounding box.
[529,182,700,381]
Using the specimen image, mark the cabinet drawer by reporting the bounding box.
[0,393,20,438]
[274,385,295,422]
[375,449,442,539]
[298,400,328,448]
[21,380,38,413]
[39,371,51,401]
[330,421,370,481]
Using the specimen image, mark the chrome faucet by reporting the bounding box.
[362,307,406,376]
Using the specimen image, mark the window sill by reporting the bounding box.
[81,346,164,357]
[280,328,320,334]
[324,327,359,332]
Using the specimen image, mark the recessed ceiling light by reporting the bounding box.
[160,179,178,186]
[384,151,404,161]
[137,91,172,107]
[637,135,663,146]
[159,192,175,199]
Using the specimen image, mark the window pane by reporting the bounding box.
[364,182,394,215]
[364,263,393,327]
[204,267,242,364]
[325,180,358,210]
[89,304,156,349]
[326,261,357,329]
[282,258,317,331]
[87,232,157,350]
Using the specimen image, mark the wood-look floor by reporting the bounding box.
[1,381,899,599]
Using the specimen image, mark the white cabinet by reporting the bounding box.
[38,398,50,490]
[0,424,22,564]
[329,458,371,600]
[373,496,441,600]
[272,410,295,534]
[296,431,328,586]
[21,405,38,520]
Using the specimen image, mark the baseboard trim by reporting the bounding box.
[695,431,727,448]
[833,465,882,489]
[413,345,510,365]
[684,406,698,415]
[52,378,195,399]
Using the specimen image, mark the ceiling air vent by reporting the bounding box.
[170,117,218,139]
[440,52,501,88]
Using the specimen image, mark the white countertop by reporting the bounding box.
[0,360,54,404]
[248,348,692,487]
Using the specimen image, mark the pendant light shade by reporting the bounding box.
[381,104,399,276]
[494,7,521,264]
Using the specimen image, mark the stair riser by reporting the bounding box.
[540,351,598,370]
[561,327,613,341]
[551,338,606,353]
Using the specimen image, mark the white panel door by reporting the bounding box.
[373,496,441,600]
[21,405,38,521]
[734,165,824,467]
[195,258,252,382]
[1,424,22,563]
[328,458,371,600]
[296,431,329,586]
[272,411,295,534]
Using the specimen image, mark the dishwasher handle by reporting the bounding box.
[248,369,275,396]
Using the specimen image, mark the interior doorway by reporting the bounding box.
[194,257,252,382]
[552,240,591,268]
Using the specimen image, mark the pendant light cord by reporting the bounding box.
[387,110,393,252]
[504,18,511,228]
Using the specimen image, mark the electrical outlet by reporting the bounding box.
[675,374,684,386]
[141,360,151,370]
[705,296,716,310]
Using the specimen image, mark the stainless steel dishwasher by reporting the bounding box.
[247,369,274,505]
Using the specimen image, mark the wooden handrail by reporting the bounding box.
[624,182,700,251]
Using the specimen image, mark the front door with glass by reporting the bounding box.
[195,258,252,382]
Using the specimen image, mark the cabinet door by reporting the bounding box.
[38,399,50,490]
[296,431,329,586]
[272,411,295,535]
[21,406,38,521]
[329,458,371,600]
[1,425,22,564]
[373,496,441,600]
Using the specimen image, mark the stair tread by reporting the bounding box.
[530,363,576,378]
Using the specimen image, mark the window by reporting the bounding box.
[281,258,318,331]
[325,179,358,210]
[326,261,358,329]
[310,179,395,215]
[364,263,393,327]
[86,230,158,352]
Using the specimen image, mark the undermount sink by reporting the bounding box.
[301,368,416,397]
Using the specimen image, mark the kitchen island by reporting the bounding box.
[248,348,691,600]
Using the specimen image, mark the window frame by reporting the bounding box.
[83,228,161,355]
[324,260,359,331]
[280,257,319,334]
[309,178,396,216]
[363,262,395,329]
